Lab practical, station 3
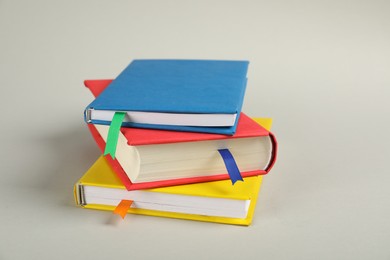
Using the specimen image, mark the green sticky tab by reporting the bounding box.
[104,112,126,159]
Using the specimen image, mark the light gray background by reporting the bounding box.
[1,0,389,259]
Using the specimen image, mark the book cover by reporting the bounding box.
[84,60,249,135]
[84,79,278,190]
[74,156,263,226]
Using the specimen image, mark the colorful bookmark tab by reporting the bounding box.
[104,112,126,159]
[113,200,133,219]
[218,149,243,185]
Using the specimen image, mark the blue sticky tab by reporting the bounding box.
[218,149,243,185]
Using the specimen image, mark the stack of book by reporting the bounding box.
[75,60,278,225]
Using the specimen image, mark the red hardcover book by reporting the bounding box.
[85,79,278,190]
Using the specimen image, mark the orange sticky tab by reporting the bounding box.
[113,200,133,219]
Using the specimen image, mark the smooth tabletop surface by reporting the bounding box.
[1,1,389,259]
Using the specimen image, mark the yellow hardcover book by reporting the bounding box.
[74,118,272,225]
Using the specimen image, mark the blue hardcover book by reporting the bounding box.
[85,59,249,135]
